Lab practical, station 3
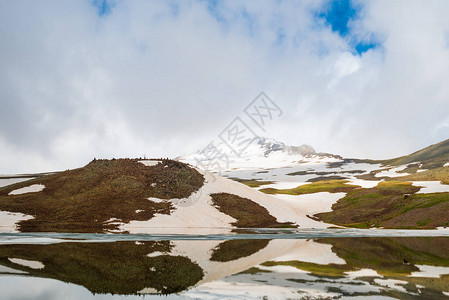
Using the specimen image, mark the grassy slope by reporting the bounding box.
[316,181,449,229]
[210,193,295,228]
[394,167,449,185]
[259,180,360,195]
[0,241,203,295]
[380,139,449,169]
[210,239,270,262]
[229,178,274,188]
[0,159,204,232]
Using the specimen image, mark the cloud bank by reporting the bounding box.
[1,0,449,173]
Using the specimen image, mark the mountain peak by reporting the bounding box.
[180,137,323,171]
[252,137,316,157]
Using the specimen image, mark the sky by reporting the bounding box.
[1,0,449,173]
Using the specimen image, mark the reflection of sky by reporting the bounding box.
[0,276,184,300]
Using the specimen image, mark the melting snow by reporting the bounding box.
[409,265,449,278]
[138,160,161,167]
[0,211,34,233]
[414,181,449,194]
[8,184,45,195]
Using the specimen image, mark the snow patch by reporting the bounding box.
[414,181,449,194]
[0,211,34,233]
[120,172,236,233]
[375,166,409,178]
[348,179,379,189]
[409,265,449,278]
[258,181,308,190]
[147,197,164,203]
[138,160,161,167]
[275,192,346,215]
[373,278,408,293]
[8,184,45,195]
[346,268,382,278]
[147,251,167,257]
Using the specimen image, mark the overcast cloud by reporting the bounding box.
[1,0,449,173]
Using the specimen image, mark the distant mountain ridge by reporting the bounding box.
[180,137,342,171]
[251,137,316,157]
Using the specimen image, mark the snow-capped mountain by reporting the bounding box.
[248,137,316,157]
[180,137,340,171]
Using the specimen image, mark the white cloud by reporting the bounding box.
[0,0,449,173]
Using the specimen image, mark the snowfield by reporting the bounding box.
[0,211,34,233]
[120,170,339,233]
[414,181,449,194]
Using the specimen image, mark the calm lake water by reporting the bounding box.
[1,230,449,299]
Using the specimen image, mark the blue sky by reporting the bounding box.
[93,0,114,17]
[318,0,379,54]
[1,0,449,173]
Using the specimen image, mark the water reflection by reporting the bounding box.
[0,237,448,299]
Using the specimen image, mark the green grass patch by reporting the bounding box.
[316,181,449,229]
[261,260,353,277]
[307,175,348,182]
[229,178,274,188]
[259,180,360,195]
[238,267,272,274]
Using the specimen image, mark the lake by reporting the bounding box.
[1,229,449,299]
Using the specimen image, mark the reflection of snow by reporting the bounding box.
[184,279,341,300]
[184,268,384,299]
[8,258,44,269]
[271,239,345,265]
[0,265,27,274]
[138,287,158,294]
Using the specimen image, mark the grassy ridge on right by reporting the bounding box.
[315,181,449,229]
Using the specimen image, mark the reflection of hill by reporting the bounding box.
[255,237,449,298]
[0,241,203,295]
[2,237,448,298]
[0,239,326,295]
[210,239,270,262]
